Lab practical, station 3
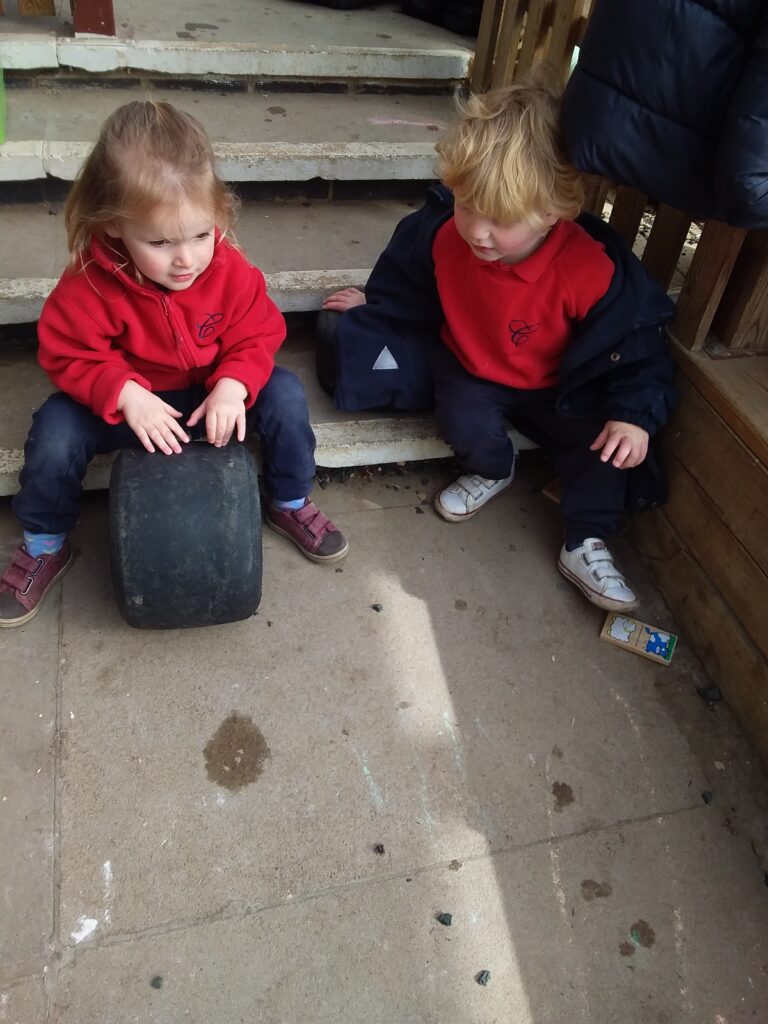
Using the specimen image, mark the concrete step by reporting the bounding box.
[1,81,454,183]
[0,331,535,494]
[0,195,419,323]
[0,0,471,79]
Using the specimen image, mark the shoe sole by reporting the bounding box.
[434,479,514,523]
[557,557,639,612]
[265,517,349,564]
[0,549,74,628]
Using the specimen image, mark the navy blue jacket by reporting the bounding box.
[330,184,677,437]
[562,0,768,227]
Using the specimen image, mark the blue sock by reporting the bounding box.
[23,531,66,557]
[272,497,306,511]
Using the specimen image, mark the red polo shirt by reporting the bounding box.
[433,217,615,389]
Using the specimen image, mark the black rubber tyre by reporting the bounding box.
[110,443,262,629]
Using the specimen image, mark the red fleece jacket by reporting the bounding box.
[433,217,614,389]
[37,235,286,424]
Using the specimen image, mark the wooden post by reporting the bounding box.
[712,230,768,351]
[673,221,747,350]
[490,0,528,89]
[73,0,115,36]
[641,205,692,292]
[608,185,647,248]
[18,0,56,13]
[472,0,506,91]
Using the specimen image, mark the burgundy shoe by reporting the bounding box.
[0,542,73,627]
[264,499,349,564]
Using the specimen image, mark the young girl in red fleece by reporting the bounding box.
[0,100,347,627]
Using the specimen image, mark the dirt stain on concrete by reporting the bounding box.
[204,713,270,791]
[267,105,287,116]
[454,599,468,610]
[630,918,656,948]
[552,780,574,810]
[580,879,613,900]
[619,940,635,957]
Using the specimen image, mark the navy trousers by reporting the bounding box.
[12,367,316,535]
[431,345,628,546]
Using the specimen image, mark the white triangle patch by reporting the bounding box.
[372,346,399,371]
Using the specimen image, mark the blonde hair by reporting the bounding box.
[435,77,584,230]
[64,100,237,265]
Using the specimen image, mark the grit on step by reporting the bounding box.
[1,84,454,182]
[0,0,471,78]
[0,333,534,496]
[0,197,419,321]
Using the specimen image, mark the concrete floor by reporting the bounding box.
[1,456,768,1023]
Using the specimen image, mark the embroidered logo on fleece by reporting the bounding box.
[198,312,224,339]
[508,320,539,348]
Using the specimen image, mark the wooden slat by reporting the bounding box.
[582,174,609,217]
[544,0,580,82]
[472,0,506,91]
[18,0,55,12]
[72,0,115,35]
[490,0,528,89]
[661,451,768,662]
[672,220,747,350]
[662,372,768,576]
[641,205,692,292]
[712,229,768,351]
[674,342,768,469]
[517,0,548,78]
[633,509,768,774]
[608,186,647,248]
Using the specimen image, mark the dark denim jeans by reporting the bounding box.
[431,345,627,546]
[12,367,316,535]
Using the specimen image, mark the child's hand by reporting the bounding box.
[117,380,189,455]
[591,420,649,468]
[187,377,248,447]
[322,287,366,312]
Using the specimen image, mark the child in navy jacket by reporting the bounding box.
[323,81,676,611]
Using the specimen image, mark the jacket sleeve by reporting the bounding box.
[600,325,677,434]
[37,285,152,424]
[205,261,286,405]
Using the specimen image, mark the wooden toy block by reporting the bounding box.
[600,612,678,665]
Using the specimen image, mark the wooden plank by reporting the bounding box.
[662,450,768,662]
[641,205,692,292]
[72,0,115,35]
[517,0,548,78]
[472,0,506,91]
[608,186,647,248]
[490,0,528,89]
[581,174,609,217]
[672,220,747,350]
[712,229,768,351]
[661,372,768,576]
[18,0,55,12]
[633,509,768,774]
[544,0,580,82]
[674,342,768,469]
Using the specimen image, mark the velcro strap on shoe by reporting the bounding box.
[1,551,43,591]
[583,550,624,581]
[295,502,333,539]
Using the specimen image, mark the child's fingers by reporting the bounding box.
[134,427,156,454]
[236,410,246,443]
[590,427,608,451]
[161,402,183,418]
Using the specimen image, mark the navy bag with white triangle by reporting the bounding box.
[315,184,453,411]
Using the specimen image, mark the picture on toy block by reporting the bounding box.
[600,613,677,665]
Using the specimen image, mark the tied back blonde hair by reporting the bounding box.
[64,100,237,266]
[435,76,584,230]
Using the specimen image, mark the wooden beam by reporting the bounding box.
[607,185,646,248]
[634,509,768,774]
[472,0,506,91]
[712,229,768,351]
[641,205,692,292]
[582,174,609,217]
[545,0,580,83]
[18,0,56,13]
[517,0,548,78]
[73,0,115,36]
[672,220,746,350]
[490,0,528,89]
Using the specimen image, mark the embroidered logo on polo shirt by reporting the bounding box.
[508,320,539,348]
[198,312,224,339]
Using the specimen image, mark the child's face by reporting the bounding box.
[454,201,558,264]
[109,200,216,291]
